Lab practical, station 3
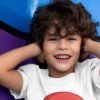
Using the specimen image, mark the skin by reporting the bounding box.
[0,28,100,93]
[43,27,82,78]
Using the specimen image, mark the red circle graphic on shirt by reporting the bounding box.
[44,92,83,100]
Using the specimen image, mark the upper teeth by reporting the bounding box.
[56,55,70,59]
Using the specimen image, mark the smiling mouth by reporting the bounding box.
[54,54,71,62]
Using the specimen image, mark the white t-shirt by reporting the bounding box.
[11,58,100,100]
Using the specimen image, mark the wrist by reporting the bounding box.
[84,39,95,53]
[26,43,41,57]
[85,39,98,54]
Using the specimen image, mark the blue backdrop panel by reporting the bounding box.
[0,0,53,33]
[0,0,99,36]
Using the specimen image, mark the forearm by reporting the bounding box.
[85,39,100,58]
[0,43,40,72]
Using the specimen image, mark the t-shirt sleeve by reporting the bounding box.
[10,70,28,99]
[10,64,38,99]
[91,58,100,89]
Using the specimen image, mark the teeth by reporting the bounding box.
[55,55,70,59]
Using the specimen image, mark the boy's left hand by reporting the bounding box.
[83,38,92,53]
[80,38,93,59]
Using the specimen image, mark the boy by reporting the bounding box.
[0,1,100,100]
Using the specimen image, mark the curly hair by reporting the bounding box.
[30,1,97,49]
[30,0,98,68]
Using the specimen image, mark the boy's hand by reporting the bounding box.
[83,38,89,53]
[83,38,93,53]
[83,38,100,58]
[80,38,93,59]
[27,43,42,57]
[29,43,44,63]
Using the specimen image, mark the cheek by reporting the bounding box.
[43,45,53,59]
[72,44,81,56]
[43,41,56,53]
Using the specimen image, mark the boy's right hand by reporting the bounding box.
[27,43,42,57]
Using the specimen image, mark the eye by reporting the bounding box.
[48,36,59,41]
[68,37,77,41]
[49,37,57,41]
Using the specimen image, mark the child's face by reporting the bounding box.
[43,27,82,78]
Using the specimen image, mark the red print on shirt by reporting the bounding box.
[44,92,83,100]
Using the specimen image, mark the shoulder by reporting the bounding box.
[76,58,100,71]
[18,64,39,71]
[18,64,47,78]
[81,58,100,66]
[17,64,40,77]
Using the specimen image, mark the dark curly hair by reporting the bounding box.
[30,1,97,47]
[30,1,97,68]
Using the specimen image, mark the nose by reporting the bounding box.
[57,39,68,50]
